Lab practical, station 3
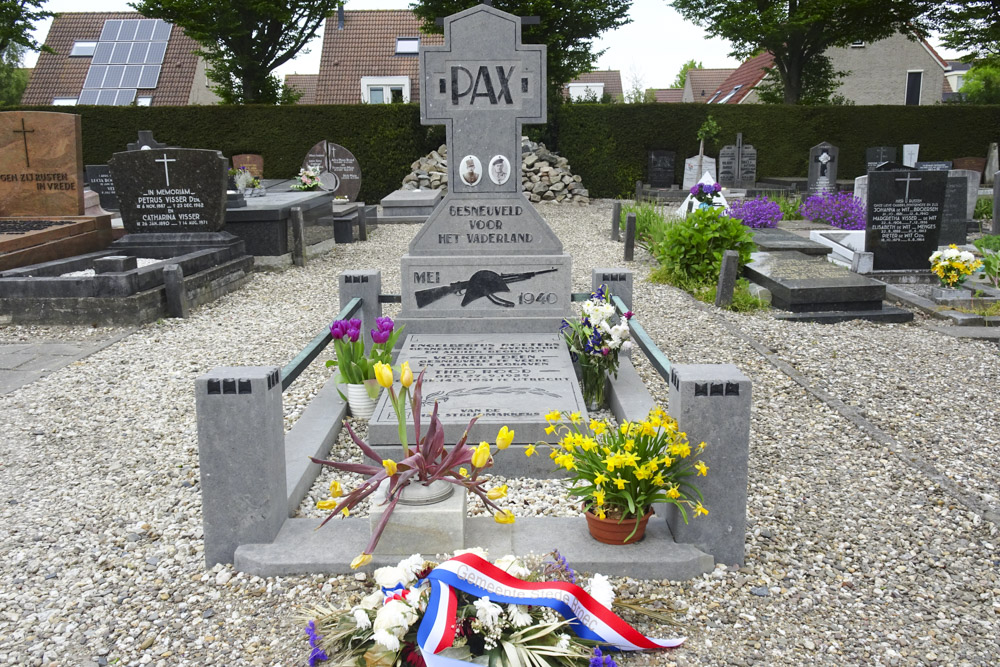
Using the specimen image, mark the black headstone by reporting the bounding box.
[940,176,969,245]
[866,146,896,173]
[84,164,119,211]
[648,150,675,188]
[126,130,168,152]
[915,161,953,171]
[871,161,914,172]
[866,170,948,271]
[108,148,229,234]
[808,142,838,195]
[301,140,362,201]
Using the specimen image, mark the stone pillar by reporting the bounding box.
[592,268,633,310]
[290,207,306,267]
[993,173,1000,236]
[357,204,368,242]
[666,363,751,566]
[339,270,382,353]
[196,366,286,567]
[163,264,188,318]
[714,250,739,308]
[610,201,621,242]
[624,213,636,261]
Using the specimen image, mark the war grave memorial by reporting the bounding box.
[2,6,1000,667]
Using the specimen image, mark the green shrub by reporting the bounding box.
[772,194,803,220]
[646,207,756,286]
[619,200,669,242]
[975,196,993,220]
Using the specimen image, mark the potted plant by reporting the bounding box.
[311,365,516,567]
[560,285,632,410]
[291,165,323,191]
[325,316,403,419]
[533,408,709,544]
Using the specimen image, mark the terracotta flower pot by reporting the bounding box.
[584,507,654,545]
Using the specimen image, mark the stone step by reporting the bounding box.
[234,516,715,580]
[744,251,886,312]
[773,306,913,324]
[751,228,831,256]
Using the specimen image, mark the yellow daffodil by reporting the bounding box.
[639,421,656,437]
[496,426,514,450]
[666,485,680,499]
[471,442,491,468]
[493,509,516,525]
[612,476,628,490]
[524,443,536,457]
[581,436,598,452]
[590,420,607,436]
[695,461,709,476]
[694,503,709,517]
[620,421,631,435]
[487,484,508,500]
[350,552,372,569]
[329,480,343,498]
[554,453,576,470]
[593,488,605,506]
[373,362,394,389]
[400,361,413,388]
[316,499,339,510]
[382,459,397,476]
[545,425,556,435]
[623,438,635,452]
[569,411,581,424]
[341,507,350,517]
[459,467,469,477]
[545,410,562,422]
[697,441,707,453]
[622,451,640,468]
[596,507,607,519]
[645,458,659,473]
[593,472,609,486]
[633,467,651,481]
[549,449,559,460]
[652,472,666,487]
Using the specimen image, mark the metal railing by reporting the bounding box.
[280,297,362,391]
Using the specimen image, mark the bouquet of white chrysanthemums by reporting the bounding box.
[929,244,983,288]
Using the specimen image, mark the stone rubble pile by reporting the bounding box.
[401,136,590,205]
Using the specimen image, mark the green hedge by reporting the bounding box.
[555,103,1000,198]
[10,104,445,204]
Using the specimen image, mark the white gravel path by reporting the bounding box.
[0,200,997,666]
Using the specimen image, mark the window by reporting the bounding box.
[360,76,410,103]
[136,96,152,106]
[70,41,97,57]
[850,41,865,48]
[717,84,743,104]
[705,90,723,104]
[52,97,77,105]
[905,70,922,105]
[396,37,419,55]
[566,82,603,101]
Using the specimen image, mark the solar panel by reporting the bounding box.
[121,65,142,88]
[103,65,125,88]
[100,20,120,41]
[115,89,137,105]
[118,20,138,41]
[83,65,106,88]
[97,90,117,105]
[111,42,130,64]
[138,65,161,89]
[128,42,148,64]
[78,90,100,105]
[93,42,113,64]
[152,21,172,41]
[145,42,166,64]
[81,19,172,105]
[135,19,155,41]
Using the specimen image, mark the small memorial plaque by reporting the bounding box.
[300,141,361,201]
[866,146,896,173]
[648,150,675,188]
[85,164,118,210]
[915,161,952,171]
[231,154,264,179]
[0,111,84,216]
[866,170,947,271]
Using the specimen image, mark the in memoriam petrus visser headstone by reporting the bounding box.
[399,3,571,332]
[866,169,947,271]
[300,141,361,201]
[0,111,84,217]
[647,150,675,188]
[808,142,838,195]
[108,148,229,234]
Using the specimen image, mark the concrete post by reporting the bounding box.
[339,270,382,353]
[290,206,306,267]
[357,204,368,242]
[624,213,636,261]
[162,264,188,318]
[610,201,621,242]
[714,250,739,309]
[592,268,633,310]
[666,363,751,566]
[993,173,1000,236]
[635,179,642,203]
[196,366,286,566]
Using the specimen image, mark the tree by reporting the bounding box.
[672,59,702,88]
[130,0,337,104]
[670,0,936,104]
[0,0,54,55]
[0,44,29,106]
[754,54,847,104]
[933,1,1000,65]
[622,67,656,103]
[411,0,632,101]
[958,63,1000,104]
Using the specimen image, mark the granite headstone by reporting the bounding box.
[0,111,84,216]
[866,170,947,271]
[807,142,838,195]
[682,155,717,190]
[126,130,167,152]
[902,144,919,167]
[866,146,896,173]
[231,154,264,179]
[648,150,675,188]
[84,164,119,211]
[718,134,757,189]
[949,168,981,220]
[941,176,970,245]
[300,141,361,201]
[109,148,229,234]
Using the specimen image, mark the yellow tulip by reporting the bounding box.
[400,361,413,388]
[329,480,343,498]
[471,442,491,468]
[383,459,397,476]
[350,552,372,569]
[487,484,508,500]
[496,426,514,450]
[493,509,516,525]
[316,499,338,510]
[374,362,394,389]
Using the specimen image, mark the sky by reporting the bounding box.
[25,0,960,92]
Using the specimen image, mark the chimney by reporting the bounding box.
[338,4,344,30]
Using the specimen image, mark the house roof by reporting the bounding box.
[711,52,774,104]
[315,9,443,105]
[285,73,318,104]
[686,69,736,102]
[563,70,623,99]
[21,11,203,106]
[947,60,972,72]
[653,88,683,103]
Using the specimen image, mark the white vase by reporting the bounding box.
[346,384,377,420]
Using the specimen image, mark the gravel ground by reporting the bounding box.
[1,200,998,666]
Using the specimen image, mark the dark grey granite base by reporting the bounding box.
[773,306,913,324]
[744,251,886,311]
[751,228,832,256]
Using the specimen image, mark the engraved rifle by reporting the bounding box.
[414,268,558,308]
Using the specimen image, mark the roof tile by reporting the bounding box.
[686,69,736,102]
[563,70,623,99]
[712,52,774,104]
[284,73,318,104]
[652,88,683,103]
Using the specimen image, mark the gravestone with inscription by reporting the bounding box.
[951,157,986,177]
[85,165,119,211]
[941,176,969,245]
[950,168,981,219]
[718,134,757,189]
[916,161,952,172]
[0,111,84,216]
[398,3,571,334]
[300,141,361,201]
[866,146,896,173]
[807,142,838,195]
[866,170,947,271]
[232,154,264,179]
[648,150,675,188]
[902,144,919,167]
[109,148,229,234]
[682,155,717,191]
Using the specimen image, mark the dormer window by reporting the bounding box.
[396,37,419,55]
[718,84,743,104]
[850,41,865,48]
[70,41,98,57]
[706,90,723,104]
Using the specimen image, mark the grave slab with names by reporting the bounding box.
[866,170,947,271]
[682,155,717,191]
[368,334,584,449]
[301,141,361,201]
[807,142,838,195]
[648,150,675,188]
[398,3,571,333]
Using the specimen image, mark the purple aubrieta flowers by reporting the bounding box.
[590,646,619,667]
[798,192,866,230]
[370,316,396,344]
[329,318,362,342]
[727,196,782,229]
[304,620,329,666]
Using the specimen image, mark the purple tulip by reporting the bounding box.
[345,325,361,342]
[375,316,394,333]
[370,327,390,344]
[330,320,346,340]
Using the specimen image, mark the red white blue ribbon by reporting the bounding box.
[416,553,684,666]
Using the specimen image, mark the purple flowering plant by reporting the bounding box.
[690,181,722,205]
[798,192,866,230]
[727,196,782,229]
[325,316,404,398]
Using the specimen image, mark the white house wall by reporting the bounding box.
[825,34,944,105]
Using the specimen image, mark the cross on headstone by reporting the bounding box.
[155,153,176,187]
[815,150,833,177]
[895,172,922,202]
[12,118,34,168]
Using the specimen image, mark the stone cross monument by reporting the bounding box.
[399,3,572,334]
